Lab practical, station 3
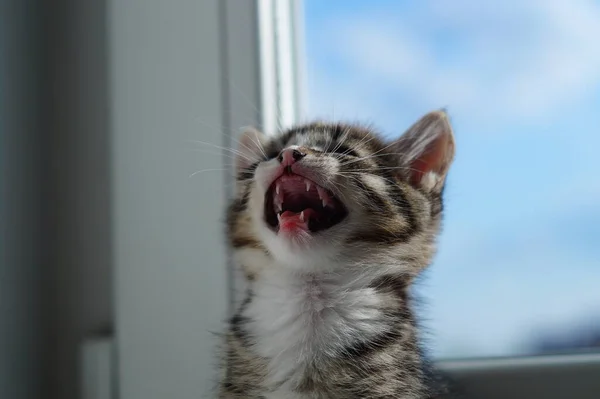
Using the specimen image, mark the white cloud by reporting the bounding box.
[307,0,600,124]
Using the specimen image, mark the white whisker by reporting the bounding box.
[188,140,254,163]
[188,168,229,178]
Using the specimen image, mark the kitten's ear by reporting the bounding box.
[393,110,455,192]
[236,127,268,173]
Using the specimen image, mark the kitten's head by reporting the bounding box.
[227,111,455,277]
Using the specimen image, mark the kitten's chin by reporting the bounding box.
[263,233,342,272]
[253,215,341,271]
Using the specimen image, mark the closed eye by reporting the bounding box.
[264,148,281,160]
[329,144,359,158]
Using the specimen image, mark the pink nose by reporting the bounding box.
[277,148,306,166]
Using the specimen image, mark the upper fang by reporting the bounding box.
[305,180,312,192]
[274,194,283,212]
[276,183,281,195]
[316,186,326,200]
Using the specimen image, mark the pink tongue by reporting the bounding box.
[278,209,317,233]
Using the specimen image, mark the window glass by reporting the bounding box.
[303,0,600,359]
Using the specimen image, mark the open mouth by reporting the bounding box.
[264,173,348,233]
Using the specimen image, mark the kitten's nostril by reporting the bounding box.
[292,149,305,161]
[278,148,306,165]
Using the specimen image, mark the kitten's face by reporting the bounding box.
[228,111,455,274]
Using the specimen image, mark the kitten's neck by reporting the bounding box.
[241,265,422,393]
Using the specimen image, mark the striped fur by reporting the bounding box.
[221,111,456,398]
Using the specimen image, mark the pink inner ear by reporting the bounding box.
[408,133,452,185]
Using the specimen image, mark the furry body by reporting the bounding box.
[220,112,455,398]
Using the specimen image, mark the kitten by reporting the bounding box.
[220,111,456,398]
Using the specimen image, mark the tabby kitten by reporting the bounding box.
[221,111,456,398]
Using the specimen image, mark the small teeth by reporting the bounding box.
[274,193,283,212]
[273,183,284,213]
[316,186,331,207]
[272,178,334,216]
[316,186,326,199]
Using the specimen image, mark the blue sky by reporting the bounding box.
[303,0,600,358]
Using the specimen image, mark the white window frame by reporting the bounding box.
[438,352,600,398]
[258,0,306,134]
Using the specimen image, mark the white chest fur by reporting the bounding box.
[243,268,389,390]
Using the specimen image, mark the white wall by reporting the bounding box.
[109,1,262,397]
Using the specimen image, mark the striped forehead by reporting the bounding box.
[279,129,325,150]
[278,125,372,152]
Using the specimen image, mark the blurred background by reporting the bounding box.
[1,0,599,398]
